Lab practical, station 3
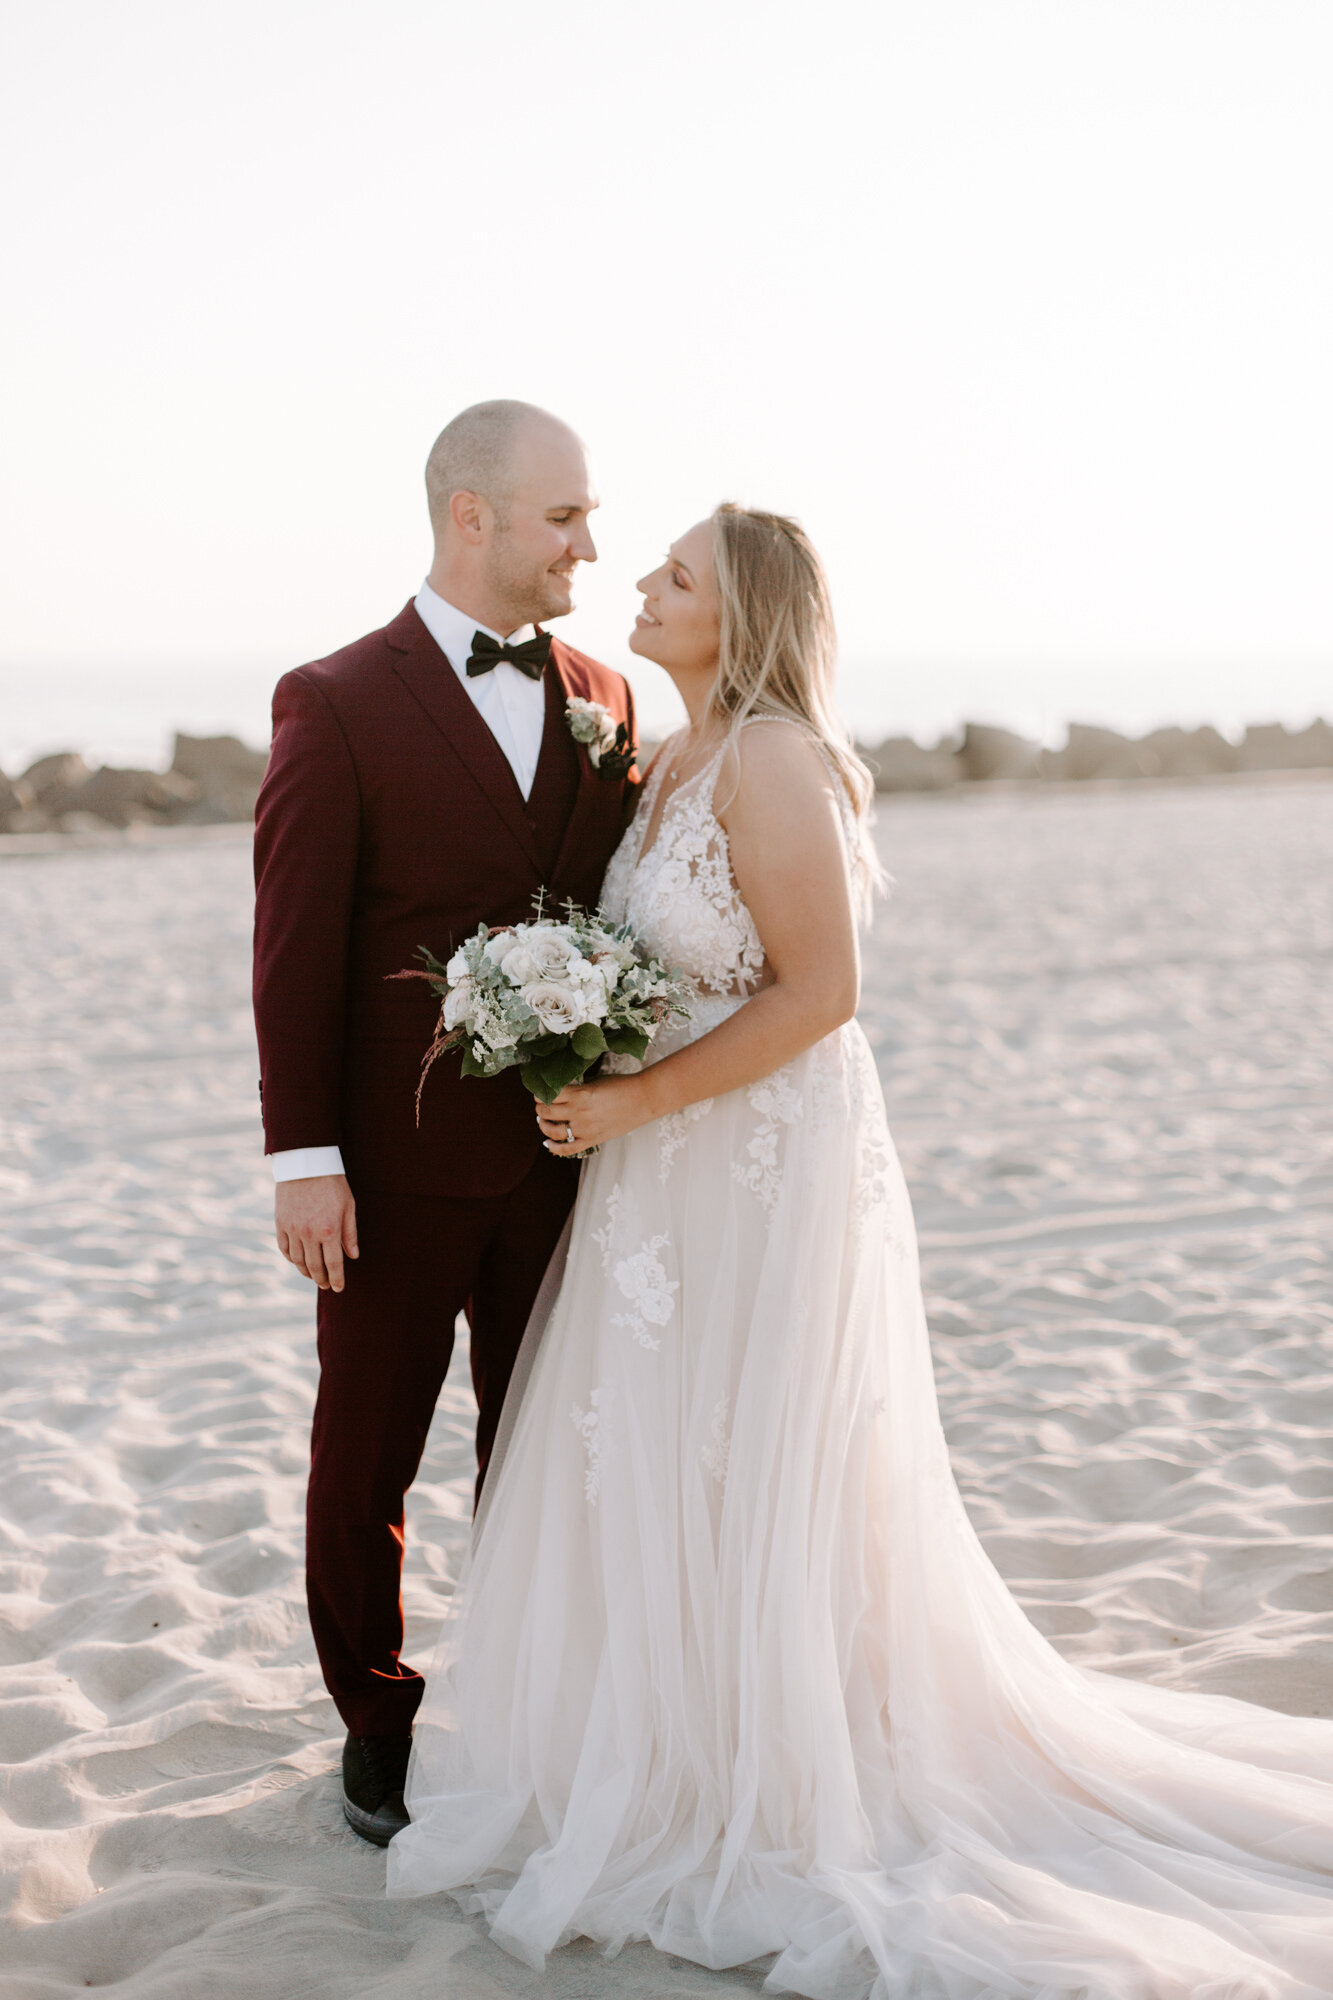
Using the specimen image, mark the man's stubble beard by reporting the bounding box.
[486,532,574,630]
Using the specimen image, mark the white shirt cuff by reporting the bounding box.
[271,1145,346,1182]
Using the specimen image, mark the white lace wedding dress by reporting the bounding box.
[387,726,1333,1999]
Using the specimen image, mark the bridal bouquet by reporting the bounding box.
[392,903,692,1115]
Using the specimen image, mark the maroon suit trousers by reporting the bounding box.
[307,1146,577,1737]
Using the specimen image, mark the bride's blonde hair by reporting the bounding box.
[707,501,885,914]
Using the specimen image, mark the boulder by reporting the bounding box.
[1133,725,1237,779]
[56,810,120,836]
[0,772,23,826]
[1044,723,1248,782]
[860,736,962,792]
[40,765,201,827]
[19,751,89,802]
[1040,724,1143,782]
[170,733,268,820]
[958,722,1040,783]
[1236,719,1333,772]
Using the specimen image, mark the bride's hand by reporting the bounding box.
[537,1075,651,1156]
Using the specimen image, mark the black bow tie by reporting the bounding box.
[464,629,552,682]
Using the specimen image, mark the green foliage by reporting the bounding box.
[414,943,459,994]
[519,1048,594,1104]
[399,907,690,1116]
[604,1024,650,1060]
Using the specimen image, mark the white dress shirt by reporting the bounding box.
[270,584,551,1184]
[412,579,548,800]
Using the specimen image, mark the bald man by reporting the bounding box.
[252,402,639,1844]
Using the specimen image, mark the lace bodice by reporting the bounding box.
[600,734,767,1003]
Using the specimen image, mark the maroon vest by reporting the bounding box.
[522,664,583,882]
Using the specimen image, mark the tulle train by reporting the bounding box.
[387,1017,1333,2000]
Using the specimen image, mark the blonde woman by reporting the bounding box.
[388,507,1333,1997]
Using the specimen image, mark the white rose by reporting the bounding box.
[442,976,473,1029]
[585,713,619,769]
[566,695,612,747]
[502,946,540,986]
[521,981,585,1034]
[483,929,521,968]
[445,949,471,983]
[526,929,581,979]
[569,960,609,1021]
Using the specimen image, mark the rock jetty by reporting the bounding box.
[857,718,1333,792]
[2,718,1330,836]
[1,734,268,836]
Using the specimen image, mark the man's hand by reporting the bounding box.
[275,1174,359,1292]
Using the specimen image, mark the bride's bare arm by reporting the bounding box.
[541,724,859,1154]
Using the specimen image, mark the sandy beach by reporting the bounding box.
[2,778,1331,1997]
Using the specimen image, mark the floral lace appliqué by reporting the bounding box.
[592,1182,624,1272]
[592,1184,679,1348]
[846,1040,897,1245]
[612,1236,678,1350]
[851,1124,894,1240]
[701,1393,731,1489]
[599,738,766,1000]
[733,1068,803,1216]
[657,1097,714,1181]
[571,1384,616,1504]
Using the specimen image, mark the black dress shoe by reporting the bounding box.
[342,1731,411,1846]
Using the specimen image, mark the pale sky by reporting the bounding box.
[2,0,1330,766]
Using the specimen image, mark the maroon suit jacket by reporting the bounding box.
[252,600,638,1199]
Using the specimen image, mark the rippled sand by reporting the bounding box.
[2,780,1330,1996]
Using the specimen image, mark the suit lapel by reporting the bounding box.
[546,641,605,888]
[384,602,541,871]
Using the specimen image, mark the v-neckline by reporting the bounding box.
[634,734,728,871]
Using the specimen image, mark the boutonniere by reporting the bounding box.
[565,696,637,782]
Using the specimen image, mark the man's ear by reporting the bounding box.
[449,488,487,544]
